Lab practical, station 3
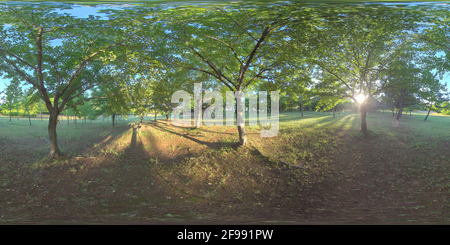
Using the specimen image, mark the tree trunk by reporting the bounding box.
[194,82,203,128]
[361,103,367,134]
[154,110,157,121]
[9,108,11,122]
[235,95,247,146]
[112,113,116,127]
[27,109,31,125]
[424,104,432,121]
[139,110,144,132]
[237,125,247,145]
[48,111,61,158]
[333,107,335,118]
[300,100,303,117]
[396,100,404,120]
[392,109,395,116]
[195,106,202,128]
[396,109,401,120]
[410,110,411,116]
[165,108,169,120]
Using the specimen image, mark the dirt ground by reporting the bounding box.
[1,113,450,224]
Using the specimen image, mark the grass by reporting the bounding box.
[0,110,450,223]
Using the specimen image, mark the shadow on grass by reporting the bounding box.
[150,121,240,150]
[0,124,199,222]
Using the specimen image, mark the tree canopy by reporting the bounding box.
[1,2,449,157]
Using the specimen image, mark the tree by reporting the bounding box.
[77,98,97,123]
[125,75,154,131]
[151,66,188,122]
[91,80,129,127]
[21,88,39,125]
[417,6,450,72]
[0,90,4,113]
[156,4,306,145]
[376,57,432,120]
[408,6,450,120]
[37,98,45,121]
[304,5,427,134]
[3,80,22,121]
[440,102,450,115]
[309,70,347,116]
[0,4,134,158]
[421,83,449,121]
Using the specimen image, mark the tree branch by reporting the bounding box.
[242,62,279,90]
[60,73,119,111]
[0,48,37,71]
[214,6,258,42]
[0,51,39,89]
[60,96,108,112]
[239,26,272,88]
[59,41,124,99]
[420,35,450,53]
[319,65,355,95]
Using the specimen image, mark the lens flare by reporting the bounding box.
[356,94,365,104]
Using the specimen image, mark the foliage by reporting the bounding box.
[1,2,450,154]
[3,80,22,120]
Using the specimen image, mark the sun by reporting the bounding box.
[356,94,365,104]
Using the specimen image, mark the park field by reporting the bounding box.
[0,111,450,224]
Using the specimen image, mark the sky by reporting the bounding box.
[0,2,449,101]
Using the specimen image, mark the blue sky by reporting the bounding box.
[1,2,449,99]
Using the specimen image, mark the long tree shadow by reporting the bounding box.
[311,114,355,131]
[0,122,132,163]
[311,112,450,222]
[0,123,193,222]
[193,127,260,136]
[150,121,238,150]
[62,125,131,158]
[119,124,218,219]
[278,113,352,135]
[130,127,137,148]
